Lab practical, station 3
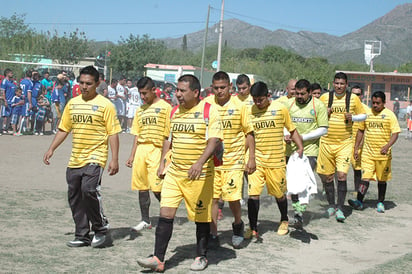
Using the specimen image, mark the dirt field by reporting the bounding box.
[1,130,412,273]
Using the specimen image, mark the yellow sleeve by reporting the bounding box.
[283,107,296,132]
[104,101,122,135]
[241,104,253,134]
[390,112,401,133]
[130,107,141,136]
[58,100,72,132]
[163,104,172,138]
[353,96,365,115]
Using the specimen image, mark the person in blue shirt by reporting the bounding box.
[1,68,17,134]
[10,87,24,136]
[41,71,53,97]
[20,70,33,132]
[29,71,42,132]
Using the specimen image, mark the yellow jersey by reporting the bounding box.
[249,100,295,168]
[131,99,171,147]
[359,107,400,160]
[168,100,223,177]
[59,94,121,168]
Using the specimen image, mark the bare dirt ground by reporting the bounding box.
[1,130,412,273]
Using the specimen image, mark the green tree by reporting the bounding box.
[182,35,188,52]
[110,34,166,78]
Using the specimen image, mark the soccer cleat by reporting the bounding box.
[293,214,303,230]
[377,202,385,213]
[66,239,90,247]
[348,199,364,210]
[326,207,336,218]
[91,234,106,248]
[190,256,208,271]
[131,221,152,232]
[277,221,289,236]
[34,132,39,136]
[137,255,165,272]
[244,228,259,239]
[40,132,44,136]
[335,209,346,222]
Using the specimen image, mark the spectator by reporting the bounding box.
[10,87,24,136]
[96,73,108,97]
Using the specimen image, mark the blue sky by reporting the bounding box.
[2,0,411,42]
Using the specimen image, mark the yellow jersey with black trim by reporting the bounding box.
[206,95,253,171]
[235,93,254,108]
[352,103,369,145]
[359,107,400,160]
[59,94,121,168]
[169,100,223,177]
[320,92,365,144]
[284,97,329,157]
[250,100,296,168]
[131,99,171,147]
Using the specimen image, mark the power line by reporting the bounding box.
[26,21,204,26]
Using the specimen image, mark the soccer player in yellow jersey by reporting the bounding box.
[350,86,369,193]
[245,81,303,239]
[205,71,256,249]
[43,66,121,248]
[276,79,297,105]
[317,72,366,222]
[126,77,171,232]
[349,91,400,213]
[235,74,254,107]
[137,75,222,272]
[284,79,328,229]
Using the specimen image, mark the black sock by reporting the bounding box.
[247,198,260,231]
[154,217,174,262]
[153,192,161,202]
[378,182,387,202]
[354,170,362,191]
[357,180,370,202]
[196,222,210,258]
[291,194,299,203]
[139,191,150,223]
[276,197,288,222]
[324,181,335,207]
[337,180,347,210]
[232,221,244,236]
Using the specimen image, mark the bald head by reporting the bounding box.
[286,79,297,98]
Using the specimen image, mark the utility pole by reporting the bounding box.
[216,0,225,72]
[200,5,210,87]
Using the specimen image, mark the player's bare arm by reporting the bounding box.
[43,130,69,165]
[354,129,365,160]
[157,138,172,179]
[108,134,119,175]
[381,132,399,155]
[126,135,139,168]
[245,132,256,174]
[289,129,304,157]
[188,137,220,180]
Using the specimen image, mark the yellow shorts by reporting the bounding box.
[317,140,352,175]
[362,156,392,182]
[160,171,214,222]
[248,166,286,199]
[213,169,243,201]
[131,143,162,192]
[351,147,362,171]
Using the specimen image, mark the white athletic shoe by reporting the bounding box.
[131,221,152,232]
[91,234,106,248]
[232,235,244,249]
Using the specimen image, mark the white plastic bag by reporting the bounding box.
[286,153,317,204]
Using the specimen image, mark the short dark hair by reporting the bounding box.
[372,91,386,103]
[334,72,347,82]
[79,66,99,83]
[212,71,230,83]
[351,85,363,93]
[4,68,12,76]
[295,79,311,91]
[137,77,155,90]
[25,70,32,78]
[250,81,269,97]
[236,74,250,86]
[99,72,105,80]
[178,74,201,92]
[311,83,321,91]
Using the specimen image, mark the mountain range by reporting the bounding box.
[160,3,412,66]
